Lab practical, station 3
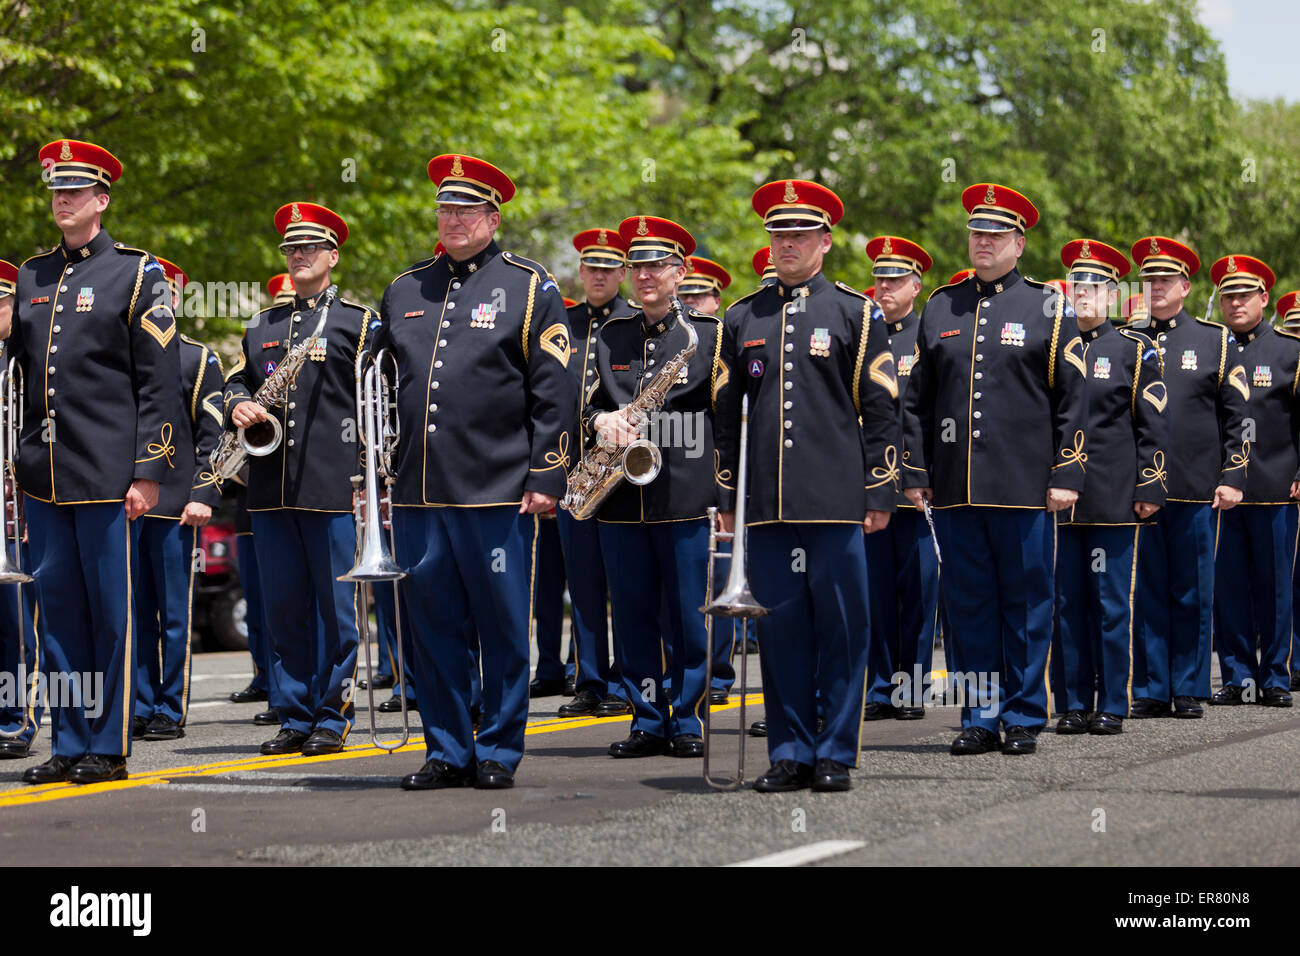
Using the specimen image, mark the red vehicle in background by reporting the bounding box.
[193,490,249,651]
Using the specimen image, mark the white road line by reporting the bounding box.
[728,840,866,867]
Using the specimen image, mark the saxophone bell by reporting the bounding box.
[238,416,282,458]
[621,439,662,485]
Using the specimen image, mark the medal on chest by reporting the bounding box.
[1000,322,1025,347]
[1092,356,1111,380]
[76,287,94,312]
[809,328,831,358]
[897,353,915,375]
[471,303,498,329]
[309,336,328,362]
[1253,365,1272,388]
[1181,349,1197,371]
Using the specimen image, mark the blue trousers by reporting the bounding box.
[532,516,572,683]
[1214,504,1298,691]
[236,533,272,696]
[747,523,870,766]
[24,497,136,758]
[555,510,622,698]
[0,542,42,745]
[250,510,359,738]
[865,509,940,707]
[1056,525,1139,716]
[394,506,535,772]
[133,520,197,724]
[1134,501,1215,700]
[599,519,709,739]
[933,507,1055,732]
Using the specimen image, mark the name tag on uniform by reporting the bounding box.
[940,329,960,338]
[743,338,766,348]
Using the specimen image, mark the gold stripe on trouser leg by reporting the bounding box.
[180,524,196,724]
[120,516,135,755]
[1125,525,1139,710]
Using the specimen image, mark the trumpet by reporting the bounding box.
[338,346,409,751]
[701,393,768,791]
[0,358,34,741]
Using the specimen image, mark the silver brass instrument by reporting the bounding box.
[338,345,409,751]
[922,498,942,565]
[210,284,338,481]
[560,298,697,520]
[701,394,768,791]
[0,358,33,741]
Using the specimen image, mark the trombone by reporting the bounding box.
[0,358,34,741]
[701,394,768,791]
[339,347,409,751]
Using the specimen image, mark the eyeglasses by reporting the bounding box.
[280,243,330,257]
[436,205,488,221]
[629,260,680,276]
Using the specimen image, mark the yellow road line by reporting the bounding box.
[0,694,764,810]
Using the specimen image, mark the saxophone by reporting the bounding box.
[210,284,338,481]
[561,298,697,520]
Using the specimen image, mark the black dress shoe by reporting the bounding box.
[863,701,899,721]
[143,714,185,741]
[1261,686,1294,708]
[22,754,78,784]
[753,760,813,792]
[229,684,268,704]
[608,730,667,758]
[593,694,632,718]
[259,728,310,755]
[812,758,852,792]
[358,674,395,691]
[132,716,148,740]
[1291,672,1300,692]
[528,677,566,698]
[400,758,471,791]
[1211,685,1245,706]
[377,693,411,713]
[669,734,704,758]
[301,728,343,756]
[748,720,768,737]
[1001,725,1036,755]
[1055,710,1089,734]
[708,689,729,705]
[896,705,925,720]
[0,739,30,759]
[253,708,281,726]
[1088,712,1124,735]
[1173,695,1204,718]
[1130,697,1170,718]
[950,726,1000,755]
[475,760,515,789]
[558,689,602,717]
[68,754,128,784]
[564,676,576,697]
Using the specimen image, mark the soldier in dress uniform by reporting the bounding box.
[132,258,224,741]
[1126,237,1247,718]
[716,180,899,791]
[554,229,631,719]
[375,154,574,790]
[582,216,726,759]
[11,139,181,784]
[1053,239,1167,736]
[861,235,939,722]
[1208,255,1298,708]
[752,247,777,287]
[224,202,373,757]
[1279,291,1300,691]
[901,183,1088,756]
[0,259,43,760]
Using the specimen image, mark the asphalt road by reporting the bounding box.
[0,646,1296,868]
